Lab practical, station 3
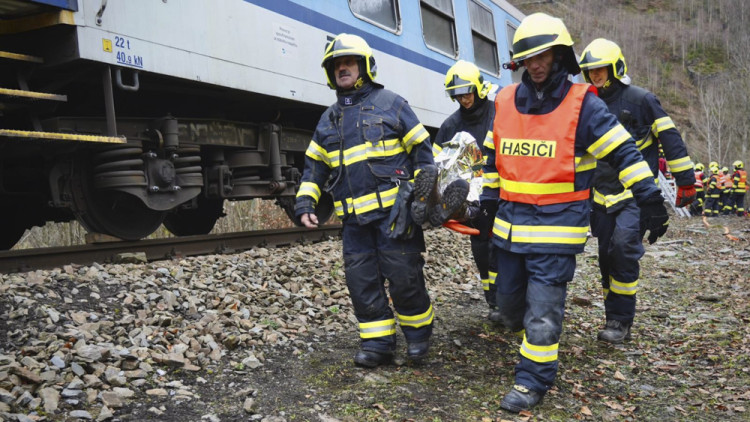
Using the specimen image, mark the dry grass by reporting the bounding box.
[13,199,294,250]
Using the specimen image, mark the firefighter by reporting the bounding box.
[424,60,501,321]
[295,34,435,368]
[720,166,733,215]
[703,164,722,216]
[730,160,747,216]
[578,38,696,344]
[692,162,705,215]
[482,14,667,412]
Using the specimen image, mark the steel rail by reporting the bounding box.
[0,225,341,274]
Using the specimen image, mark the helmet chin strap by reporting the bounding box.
[354,77,365,89]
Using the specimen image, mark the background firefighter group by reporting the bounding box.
[690,160,748,216]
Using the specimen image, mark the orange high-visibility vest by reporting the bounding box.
[694,171,704,190]
[493,83,595,205]
[720,173,733,190]
[736,169,747,191]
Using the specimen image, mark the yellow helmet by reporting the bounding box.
[733,160,744,169]
[695,163,704,171]
[722,166,729,173]
[579,38,631,86]
[709,161,719,169]
[511,13,579,74]
[321,33,377,89]
[444,60,492,100]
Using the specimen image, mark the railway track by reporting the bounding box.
[0,225,341,274]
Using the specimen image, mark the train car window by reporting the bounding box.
[348,0,401,33]
[420,0,458,57]
[468,0,498,74]
[505,21,522,83]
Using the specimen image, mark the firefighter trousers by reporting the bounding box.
[704,193,721,216]
[590,202,644,324]
[494,248,575,394]
[342,217,433,354]
[469,230,497,308]
[728,192,746,215]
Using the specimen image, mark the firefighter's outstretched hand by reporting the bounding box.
[300,213,319,228]
[640,201,669,244]
[676,185,697,207]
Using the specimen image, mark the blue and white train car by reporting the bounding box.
[0,0,523,249]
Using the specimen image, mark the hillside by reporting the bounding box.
[513,0,749,167]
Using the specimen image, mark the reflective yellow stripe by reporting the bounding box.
[333,187,399,217]
[667,156,694,173]
[432,142,442,157]
[305,140,330,165]
[483,271,498,291]
[592,188,633,208]
[610,276,638,295]
[343,143,368,166]
[0,129,124,143]
[482,171,500,189]
[619,161,652,188]
[635,133,653,151]
[575,153,597,173]
[520,334,558,363]
[652,116,675,134]
[295,182,321,202]
[403,123,429,153]
[397,304,434,328]
[359,319,396,339]
[483,135,495,150]
[587,124,630,159]
[500,178,575,195]
[512,224,588,244]
[367,138,404,159]
[492,217,511,240]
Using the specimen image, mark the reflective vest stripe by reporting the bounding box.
[610,276,638,295]
[694,171,704,189]
[520,334,558,363]
[397,304,434,328]
[492,217,511,240]
[367,138,405,159]
[736,170,747,190]
[359,319,397,339]
[511,224,588,244]
[296,182,321,202]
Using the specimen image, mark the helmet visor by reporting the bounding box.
[446,85,475,97]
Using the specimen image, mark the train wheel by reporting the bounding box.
[76,190,166,240]
[0,202,27,250]
[278,191,334,226]
[70,160,166,241]
[163,197,224,236]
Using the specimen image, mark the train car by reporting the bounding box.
[0,0,523,249]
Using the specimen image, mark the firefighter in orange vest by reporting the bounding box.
[481,13,667,413]
[720,166,733,215]
[729,160,747,216]
[692,162,705,215]
[703,164,722,216]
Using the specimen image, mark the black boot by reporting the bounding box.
[597,319,632,344]
[406,340,430,362]
[500,384,543,413]
[353,349,393,368]
[429,179,470,227]
[487,306,502,324]
[411,165,440,225]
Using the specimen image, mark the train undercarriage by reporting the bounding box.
[0,6,334,249]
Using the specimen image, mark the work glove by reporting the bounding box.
[387,181,416,240]
[639,200,669,244]
[477,200,498,240]
[675,185,697,208]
